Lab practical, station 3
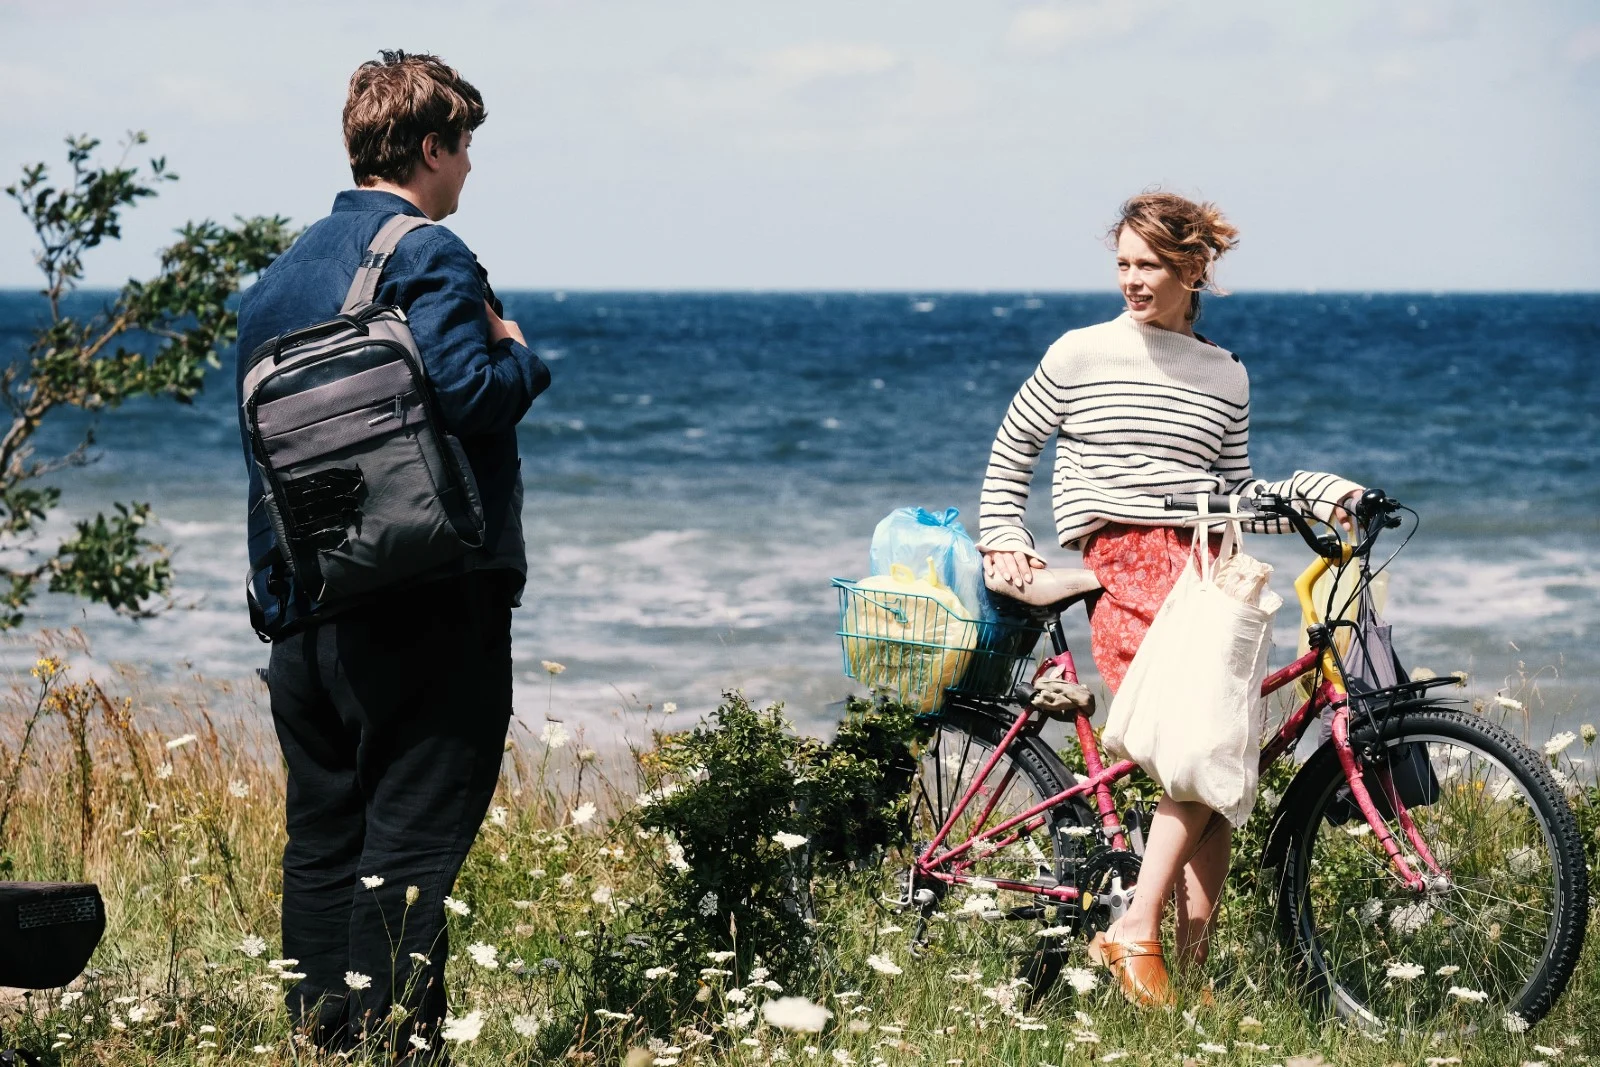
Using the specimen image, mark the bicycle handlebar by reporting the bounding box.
[1160,489,1402,560]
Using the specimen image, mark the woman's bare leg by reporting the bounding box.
[1106,795,1213,943]
[1174,815,1232,967]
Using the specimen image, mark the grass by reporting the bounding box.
[0,638,1594,1067]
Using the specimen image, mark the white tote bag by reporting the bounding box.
[1100,496,1282,827]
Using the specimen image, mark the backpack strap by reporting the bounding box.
[340,214,436,314]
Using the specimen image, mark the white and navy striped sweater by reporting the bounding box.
[978,313,1360,554]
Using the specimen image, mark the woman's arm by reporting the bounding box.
[1213,400,1363,533]
[978,347,1073,574]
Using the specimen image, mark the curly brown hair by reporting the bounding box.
[343,51,486,186]
[1109,192,1239,322]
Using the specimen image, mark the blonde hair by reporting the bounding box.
[1109,192,1239,322]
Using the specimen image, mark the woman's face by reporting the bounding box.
[1116,227,1195,333]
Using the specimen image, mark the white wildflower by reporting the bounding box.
[707,950,736,963]
[511,1014,541,1037]
[725,988,748,1004]
[594,1009,633,1022]
[1358,898,1385,923]
[539,721,570,748]
[1037,925,1074,938]
[488,806,508,828]
[1503,1012,1530,1033]
[698,891,719,917]
[466,942,499,969]
[1495,695,1524,712]
[1545,731,1578,756]
[154,762,174,780]
[1386,961,1425,981]
[644,966,674,980]
[1435,964,1461,976]
[959,894,997,915]
[238,934,267,958]
[1062,967,1098,993]
[1448,985,1489,1003]
[541,660,566,675]
[126,1004,151,1023]
[1199,1043,1228,1054]
[591,885,614,906]
[664,838,691,871]
[441,1010,485,1042]
[663,702,678,713]
[865,953,902,975]
[570,801,597,825]
[344,972,372,991]
[762,995,832,1032]
[1581,723,1597,744]
[360,875,384,889]
[228,779,250,798]
[166,734,197,750]
[773,832,809,851]
[1389,901,1433,936]
[443,896,470,916]
[408,1034,431,1051]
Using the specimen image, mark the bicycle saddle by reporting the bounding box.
[985,566,1103,615]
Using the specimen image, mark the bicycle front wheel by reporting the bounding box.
[1277,703,1588,1029]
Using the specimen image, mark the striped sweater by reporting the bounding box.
[978,313,1361,554]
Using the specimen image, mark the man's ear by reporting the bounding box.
[419,131,443,173]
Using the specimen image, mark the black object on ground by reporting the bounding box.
[0,882,105,988]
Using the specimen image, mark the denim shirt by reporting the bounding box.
[236,189,550,635]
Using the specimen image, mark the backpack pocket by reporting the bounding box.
[251,346,482,603]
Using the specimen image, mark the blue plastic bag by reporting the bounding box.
[869,507,997,623]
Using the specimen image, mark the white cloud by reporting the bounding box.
[1566,24,1600,64]
[1004,1,1144,56]
[1393,0,1480,42]
[758,42,899,86]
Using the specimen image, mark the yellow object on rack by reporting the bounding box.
[843,560,979,713]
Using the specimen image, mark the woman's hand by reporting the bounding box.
[979,546,1047,589]
[1333,489,1364,536]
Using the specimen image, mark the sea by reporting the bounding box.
[0,291,1595,744]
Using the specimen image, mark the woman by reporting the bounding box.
[976,192,1362,1005]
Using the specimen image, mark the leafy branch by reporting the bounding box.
[1,132,296,627]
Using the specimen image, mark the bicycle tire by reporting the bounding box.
[1274,703,1588,1029]
[906,701,1098,999]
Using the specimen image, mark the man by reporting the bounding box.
[235,51,549,1057]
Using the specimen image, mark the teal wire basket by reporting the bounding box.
[832,578,1044,711]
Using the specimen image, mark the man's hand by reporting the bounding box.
[485,300,526,347]
[979,546,1047,589]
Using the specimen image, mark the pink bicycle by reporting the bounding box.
[835,490,1588,1026]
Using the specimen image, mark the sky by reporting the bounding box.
[2,0,1597,291]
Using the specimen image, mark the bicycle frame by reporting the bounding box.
[913,546,1442,903]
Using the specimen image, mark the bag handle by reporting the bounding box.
[1190,492,1243,584]
[339,214,436,314]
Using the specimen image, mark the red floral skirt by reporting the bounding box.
[1082,522,1221,695]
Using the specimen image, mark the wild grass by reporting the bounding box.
[0,641,1594,1067]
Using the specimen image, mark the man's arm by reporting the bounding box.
[392,230,550,436]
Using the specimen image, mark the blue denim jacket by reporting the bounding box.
[236,189,550,635]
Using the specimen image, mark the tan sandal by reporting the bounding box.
[1087,931,1174,1007]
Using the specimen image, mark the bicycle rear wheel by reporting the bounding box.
[901,702,1100,996]
[1276,703,1588,1029]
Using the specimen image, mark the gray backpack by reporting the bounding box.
[242,215,485,623]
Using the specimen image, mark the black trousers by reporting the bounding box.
[267,570,515,1054]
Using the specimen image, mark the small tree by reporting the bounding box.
[2,132,294,627]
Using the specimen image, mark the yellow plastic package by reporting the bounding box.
[843,561,980,713]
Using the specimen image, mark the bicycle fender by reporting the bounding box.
[1257,695,1463,874]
